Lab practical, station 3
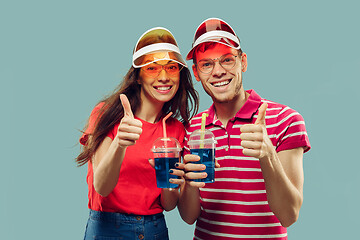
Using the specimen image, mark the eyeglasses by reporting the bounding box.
[196,53,238,74]
[141,62,183,78]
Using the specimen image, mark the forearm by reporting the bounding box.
[260,150,303,227]
[240,105,305,227]
[177,182,201,224]
[161,188,180,211]
[92,95,142,197]
[93,140,126,197]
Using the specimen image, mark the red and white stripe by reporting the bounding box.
[184,94,310,240]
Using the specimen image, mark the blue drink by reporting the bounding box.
[190,148,215,183]
[152,137,182,188]
[154,157,179,188]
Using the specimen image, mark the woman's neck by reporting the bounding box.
[135,97,164,123]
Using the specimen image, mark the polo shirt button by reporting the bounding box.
[226,146,229,151]
[136,216,142,220]
[138,234,144,239]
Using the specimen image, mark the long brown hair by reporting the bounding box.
[76,66,199,166]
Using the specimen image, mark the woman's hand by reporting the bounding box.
[148,159,185,186]
[177,154,206,188]
[148,158,184,211]
[116,94,143,148]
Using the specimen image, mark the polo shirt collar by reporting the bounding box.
[206,89,262,126]
[235,89,262,119]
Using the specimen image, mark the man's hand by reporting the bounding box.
[240,102,275,159]
[175,154,206,188]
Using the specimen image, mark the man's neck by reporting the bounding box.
[214,90,249,127]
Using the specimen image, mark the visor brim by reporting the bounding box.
[186,39,240,61]
[133,51,187,68]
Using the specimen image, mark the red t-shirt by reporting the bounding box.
[80,103,185,215]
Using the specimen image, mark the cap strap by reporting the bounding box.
[193,30,240,48]
[133,43,181,62]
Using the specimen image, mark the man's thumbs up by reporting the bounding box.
[116,94,142,148]
[240,102,274,160]
[255,102,268,125]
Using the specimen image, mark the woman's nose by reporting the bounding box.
[157,69,170,82]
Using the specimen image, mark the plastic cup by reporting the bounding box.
[152,137,182,188]
[188,129,216,183]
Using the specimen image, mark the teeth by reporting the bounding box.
[156,86,171,91]
[213,80,230,87]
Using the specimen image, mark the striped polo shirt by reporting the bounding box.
[184,89,311,240]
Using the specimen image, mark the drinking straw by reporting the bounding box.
[162,112,173,139]
[200,113,208,148]
[162,112,173,187]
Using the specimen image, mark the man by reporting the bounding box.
[177,18,311,240]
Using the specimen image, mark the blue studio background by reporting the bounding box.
[1,0,359,239]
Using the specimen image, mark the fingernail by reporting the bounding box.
[169,170,174,173]
[175,163,179,167]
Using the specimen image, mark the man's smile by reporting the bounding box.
[211,79,232,87]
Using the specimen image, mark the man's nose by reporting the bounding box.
[212,61,226,77]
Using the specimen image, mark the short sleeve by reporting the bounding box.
[183,122,191,156]
[79,103,105,146]
[275,109,311,153]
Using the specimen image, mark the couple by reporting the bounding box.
[76,18,311,240]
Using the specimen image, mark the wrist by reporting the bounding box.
[162,187,180,193]
[113,137,127,150]
[184,180,203,190]
[260,145,277,162]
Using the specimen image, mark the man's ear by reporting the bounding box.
[241,52,248,72]
[192,64,200,82]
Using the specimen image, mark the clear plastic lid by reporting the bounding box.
[151,137,182,152]
[188,129,216,147]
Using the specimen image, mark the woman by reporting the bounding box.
[76,27,199,240]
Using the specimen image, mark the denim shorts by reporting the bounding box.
[83,210,169,240]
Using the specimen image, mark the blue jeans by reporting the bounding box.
[84,210,169,240]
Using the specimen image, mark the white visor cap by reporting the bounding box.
[132,27,187,68]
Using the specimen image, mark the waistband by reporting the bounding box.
[89,210,164,223]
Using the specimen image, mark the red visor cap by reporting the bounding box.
[186,18,241,60]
